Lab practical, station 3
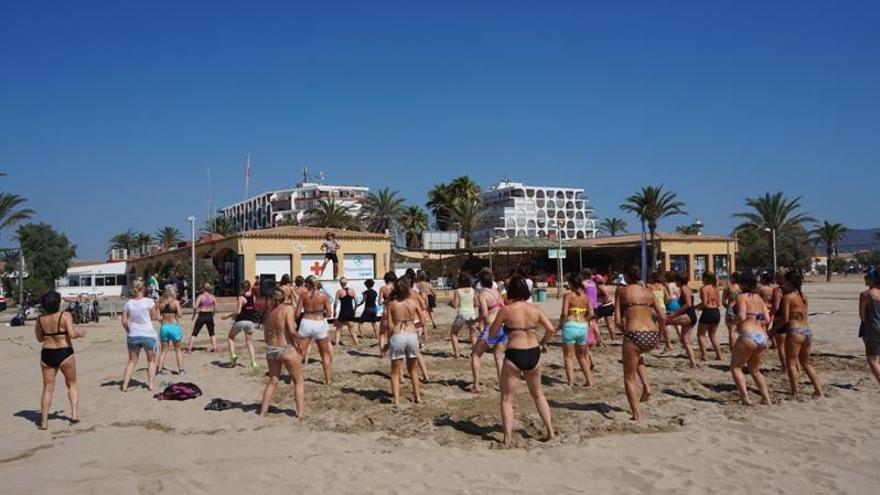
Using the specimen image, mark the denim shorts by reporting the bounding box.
[127,336,157,352]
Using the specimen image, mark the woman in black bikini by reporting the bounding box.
[487,276,556,447]
[334,277,359,347]
[35,291,85,430]
[696,272,723,361]
[769,271,789,368]
[666,272,699,368]
[614,266,666,421]
[357,279,381,342]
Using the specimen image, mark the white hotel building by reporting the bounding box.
[473,181,599,246]
[221,182,369,232]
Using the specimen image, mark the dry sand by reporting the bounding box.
[1,281,878,494]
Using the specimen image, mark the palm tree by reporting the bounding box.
[360,188,406,233]
[135,232,153,252]
[109,229,138,254]
[426,176,480,230]
[303,199,360,230]
[277,216,300,227]
[155,226,183,250]
[399,206,429,248]
[810,221,847,282]
[675,224,701,235]
[448,197,485,249]
[201,216,236,236]
[733,192,814,234]
[0,193,35,240]
[598,217,627,236]
[619,186,687,269]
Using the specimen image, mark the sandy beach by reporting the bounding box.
[1,280,878,494]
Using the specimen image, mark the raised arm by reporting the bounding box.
[224,296,245,320]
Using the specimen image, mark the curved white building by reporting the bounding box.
[473,181,598,246]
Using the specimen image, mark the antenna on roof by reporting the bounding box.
[318,171,325,184]
[302,167,309,183]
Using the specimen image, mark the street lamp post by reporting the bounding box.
[764,227,777,273]
[187,216,196,307]
[550,220,563,298]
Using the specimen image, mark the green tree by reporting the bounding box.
[178,255,219,293]
[733,192,814,271]
[303,199,361,230]
[675,224,701,235]
[201,216,237,236]
[360,188,406,233]
[109,229,138,253]
[598,217,627,236]
[399,206,429,248]
[448,197,485,249]
[426,176,480,230]
[0,193,35,241]
[619,186,687,270]
[810,221,848,282]
[16,223,77,294]
[155,226,183,250]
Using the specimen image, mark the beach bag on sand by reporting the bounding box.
[154,382,202,401]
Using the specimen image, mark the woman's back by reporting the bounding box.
[738,293,768,332]
[301,290,327,318]
[702,285,719,307]
[388,298,419,333]
[618,285,659,329]
[125,297,156,337]
[479,287,503,321]
[38,312,72,348]
[867,288,880,327]
[565,290,590,321]
[457,288,476,316]
[502,301,544,348]
[264,304,293,346]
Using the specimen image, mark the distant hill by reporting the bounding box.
[815,228,880,254]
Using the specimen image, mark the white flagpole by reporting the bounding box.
[244,153,251,201]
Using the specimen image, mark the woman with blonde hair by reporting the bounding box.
[35,291,85,430]
[295,276,334,384]
[157,287,185,375]
[121,280,159,391]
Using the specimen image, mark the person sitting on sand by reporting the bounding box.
[696,272,723,362]
[186,283,218,354]
[731,271,772,406]
[614,266,666,421]
[222,280,260,369]
[860,268,880,386]
[121,280,160,392]
[156,287,185,376]
[381,278,423,405]
[487,276,556,447]
[295,276,333,384]
[259,288,305,418]
[666,272,699,369]
[781,271,823,399]
[35,291,85,430]
[469,270,507,393]
[559,272,594,387]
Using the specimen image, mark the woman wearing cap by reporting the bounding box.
[859,268,880,386]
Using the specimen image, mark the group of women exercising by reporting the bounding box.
[31,265,880,446]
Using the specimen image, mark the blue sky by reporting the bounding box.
[2,0,878,258]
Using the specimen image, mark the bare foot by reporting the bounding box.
[466,384,481,394]
[742,398,754,406]
[640,390,652,402]
[813,391,825,399]
[413,396,421,404]
[630,414,640,421]
[760,397,771,405]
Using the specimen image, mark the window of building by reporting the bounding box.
[713,255,729,279]
[95,276,105,286]
[670,255,689,274]
[117,275,128,286]
[694,255,708,280]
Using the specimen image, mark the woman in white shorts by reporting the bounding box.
[449,273,478,358]
[295,276,333,385]
[382,278,422,405]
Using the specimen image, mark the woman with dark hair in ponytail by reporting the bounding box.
[781,271,823,399]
